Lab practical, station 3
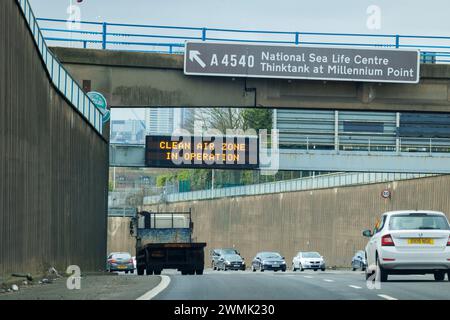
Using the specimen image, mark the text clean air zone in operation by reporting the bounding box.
[184,42,420,83]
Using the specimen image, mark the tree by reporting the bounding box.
[241,108,273,131]
[192,107,244,133]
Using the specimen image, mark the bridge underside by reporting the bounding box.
[109,144,450,173]
[52,47,450,112]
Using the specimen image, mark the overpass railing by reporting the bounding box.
[143,172,435,204]
[279,135,450,154]
[36,18,450,63]
[16,0,103,134]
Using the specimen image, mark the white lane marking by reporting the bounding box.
[136,275,171,300]
[348,285,362,289]
[303,276,313,278]
[378,294,398,301]
[323,279,335,282]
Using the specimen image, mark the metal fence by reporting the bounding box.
[16,0,103,134]
[275,109,450,154]
[35,17,450,63]
[143,172,434,204]
[108,207,137,217]
[279,135,450,154]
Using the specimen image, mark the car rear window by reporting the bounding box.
[389,214,450,230]
[260,252,281,259]
[224,254,241,260]
[222,249,238,254]
[113,253,131,259]
[302,252,321,258]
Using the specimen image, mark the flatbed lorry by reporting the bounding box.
[131,210,206,275]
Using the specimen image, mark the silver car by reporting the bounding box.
[216,254,246,271]
[252,252,287,272]
[106,252,135,273]
[292,251,326,271]
[351,250,367,271]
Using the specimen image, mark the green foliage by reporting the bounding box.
[241,108,273,131]
[156,174,172,187]
[241,171,254,185]
[176,170,192,181]
[190,169,211,189]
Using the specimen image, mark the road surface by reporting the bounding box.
[1,269,449,300]
[154,269,450,300]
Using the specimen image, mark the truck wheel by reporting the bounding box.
[137,266,145,276]
[195,269,204,275]
[188,269,195,275]
[146,266,153,275]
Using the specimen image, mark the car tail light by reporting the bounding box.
[382,258,396,261]
[129,259,133,264]
[381,234,395,246]
[447,235,450,246]
[110,259,116,264]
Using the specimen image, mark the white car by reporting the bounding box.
[292,251,326,271]
[363,210,450,282]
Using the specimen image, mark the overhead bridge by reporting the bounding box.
[109,143,450,173]
[50,47,450,112]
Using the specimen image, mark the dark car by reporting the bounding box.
[216,254,246,271]
[351,250,367,271]
[252,252,286,272]
[210,248,240,270]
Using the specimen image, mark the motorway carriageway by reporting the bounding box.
[150,269,450,300]
[2,270,449,300]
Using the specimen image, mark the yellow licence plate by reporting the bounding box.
[408,238,434,245]
[118,265,127,269]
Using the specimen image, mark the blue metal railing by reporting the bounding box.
[16,0,103,134]
[36,17,450,63]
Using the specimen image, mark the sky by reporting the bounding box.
[29,0,450,121]
[29,0,450,35]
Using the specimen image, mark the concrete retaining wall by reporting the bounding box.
[107,217,136,256]
[0,1,109,278]
[141,175,450,268]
